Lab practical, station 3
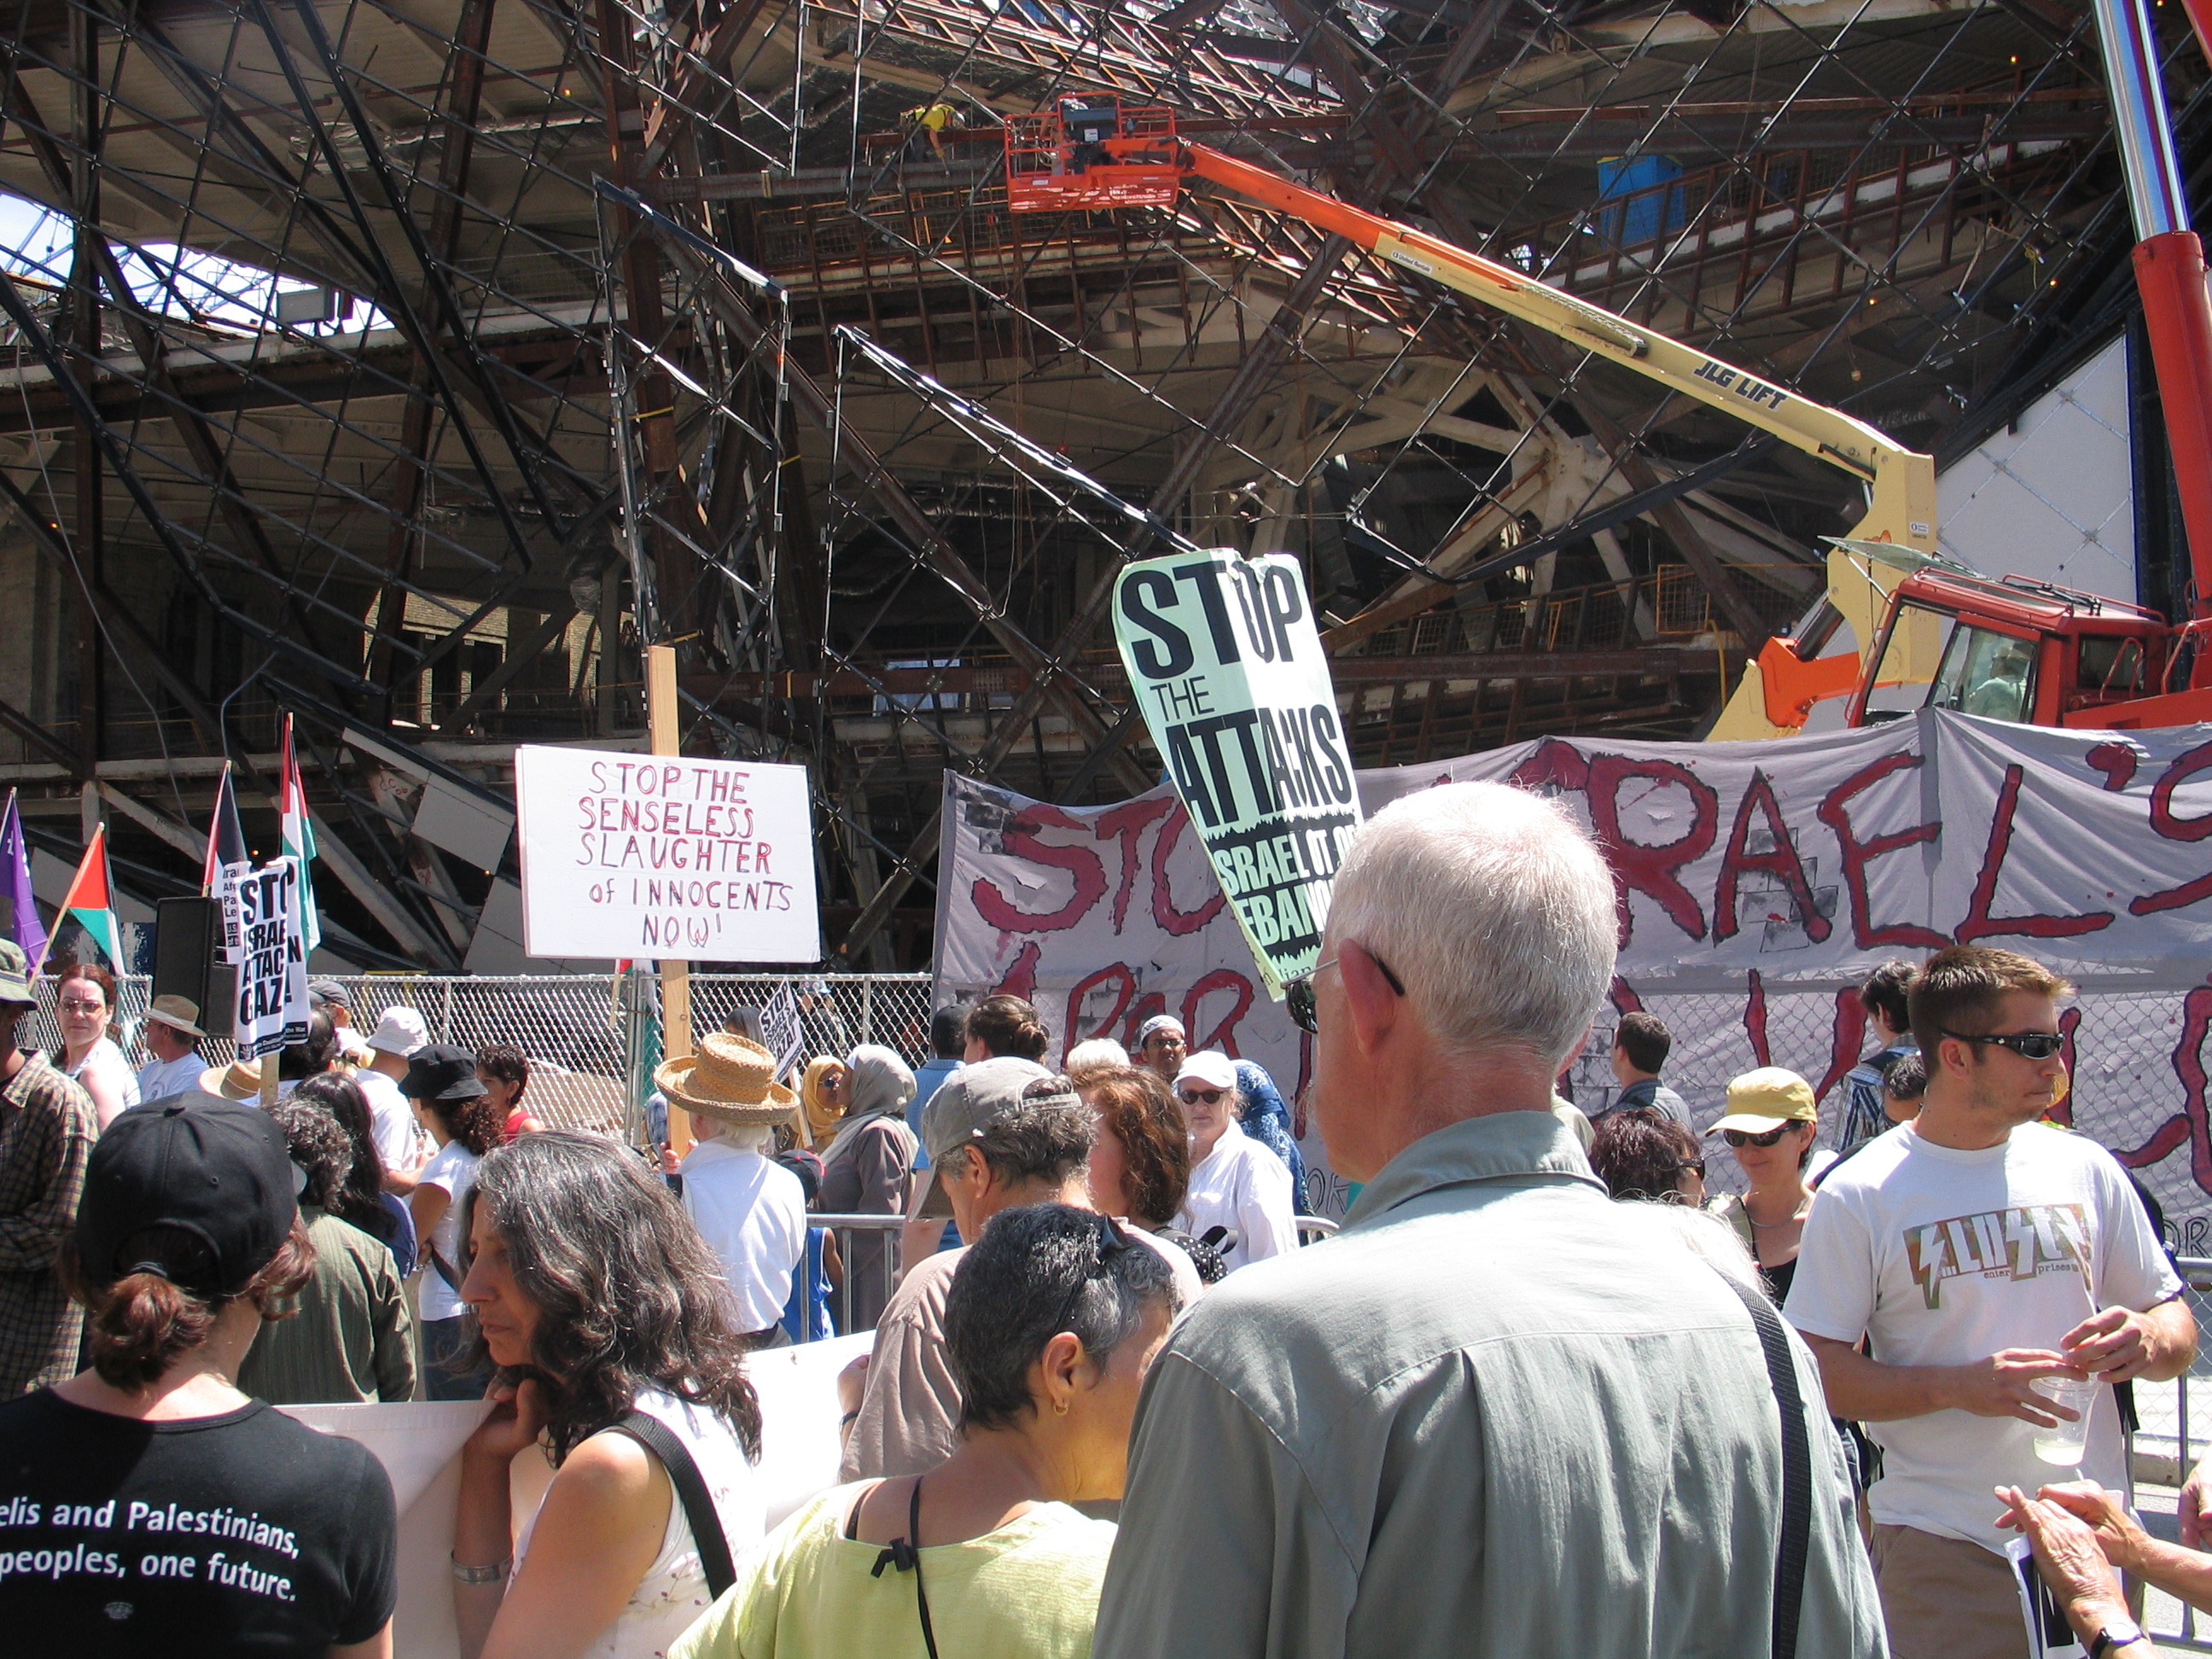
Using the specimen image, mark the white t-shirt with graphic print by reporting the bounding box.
[1786,1120,2180,1551]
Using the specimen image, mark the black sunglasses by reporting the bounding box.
[1944,1028,2065,1061]
[1723,1124,1798,1149]
[1285,949,1406,1034]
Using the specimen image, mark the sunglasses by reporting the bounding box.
[1285,949,1406,1034]
[1943,1028,2065,1061]
[1678,1159,1705,1178]
[1179,1086,1227,1105]
[1722,1124,1798,1149]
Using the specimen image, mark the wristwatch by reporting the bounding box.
[2088,1615,2147,1656]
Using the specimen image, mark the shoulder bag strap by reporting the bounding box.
[1715,1273,1813,1659]
[614,1408,737,1599]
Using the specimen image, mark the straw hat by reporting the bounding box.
[200,1057,265,1100]
[655,1033,799,1126]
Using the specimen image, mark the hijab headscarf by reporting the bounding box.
[800,1056,846,1145]
[820,1045,917,1167]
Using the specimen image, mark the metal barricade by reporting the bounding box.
[2139,1255,2212,1650]
[809,1214,911,1342]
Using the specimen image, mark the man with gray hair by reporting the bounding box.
[841,1075,1097,1481]
[1094,780,1884,1658]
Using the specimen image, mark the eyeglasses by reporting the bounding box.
[1285,948,1406,1034]
[57,999,105,1016]
[1723,1124,1798,1149]
[1049,1212,1137,1337]
[1943,1028,2065,1061]
[1178,1087,1226,1106]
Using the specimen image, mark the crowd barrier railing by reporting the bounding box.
[798,1208,1348,1342]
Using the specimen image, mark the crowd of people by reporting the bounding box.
[0,778,2209,1657]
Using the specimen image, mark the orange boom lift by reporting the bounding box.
[1006,58,2212,737]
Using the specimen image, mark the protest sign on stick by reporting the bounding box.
[224,856,309,1061]
[1112,550,1360,998]
[513,746,820,963]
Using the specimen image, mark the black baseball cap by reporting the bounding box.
[400,1043,488,1103]
[73,1095,299,1299]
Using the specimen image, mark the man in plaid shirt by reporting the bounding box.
[0,938,96,1396]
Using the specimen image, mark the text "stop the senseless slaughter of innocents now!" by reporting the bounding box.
[512,747,821,963]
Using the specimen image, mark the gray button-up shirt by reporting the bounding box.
[1094,1109,1885,1659]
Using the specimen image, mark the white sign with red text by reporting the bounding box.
[514,746,819,963]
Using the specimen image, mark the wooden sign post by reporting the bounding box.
[646,643,694,1158]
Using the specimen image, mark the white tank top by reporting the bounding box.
[516,1386,764,1658]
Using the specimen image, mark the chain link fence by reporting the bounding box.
[35,973,940,1136]
[1566,987,2212,1248]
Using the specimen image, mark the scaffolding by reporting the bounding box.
[0,0,2192,971]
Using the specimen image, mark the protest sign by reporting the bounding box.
[513,746,819,963]
[225,857,308,1060]
[1111,550,1359,998]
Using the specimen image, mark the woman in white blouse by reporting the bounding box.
[1172,1051,1298,1272]
[55,962,138,1128]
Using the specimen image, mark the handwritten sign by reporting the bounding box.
[228,858,308,1060]
[1111,550,1359,998]
[513,747,820,963]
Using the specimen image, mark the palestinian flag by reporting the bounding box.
[43,824,119,975]
[279,717,322,957]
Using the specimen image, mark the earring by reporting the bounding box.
[1055,1400,1068,1416]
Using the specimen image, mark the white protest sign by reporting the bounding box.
[214,858,252,963]
[1112,550,1360,997]
[513,746,821,962]
[230,857,308,1059]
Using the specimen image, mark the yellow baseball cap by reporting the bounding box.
[1711,1067,1817,1132]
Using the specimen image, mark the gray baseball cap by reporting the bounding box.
[910,1055,1053,1220]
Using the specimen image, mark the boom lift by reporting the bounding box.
[1004,21,2212,737]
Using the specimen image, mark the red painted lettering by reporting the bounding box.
[1713,769,1831,944]
[2131,738,2212,916]
[1584,754,1718,946]
[1150,807,1225,937]
[1092,796,1176,934]
[970,806,1109,934]
[1814,750,1946,948]
[1957,763,2113,940]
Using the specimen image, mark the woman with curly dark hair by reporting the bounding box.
[401,1044,507,1400]
[292,1070,417,1277]
[451,1132,764,1659]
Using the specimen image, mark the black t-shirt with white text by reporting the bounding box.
[0,1389,397,1655]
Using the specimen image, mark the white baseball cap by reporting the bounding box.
[1173,1051,1237,1092]
[365,1006,430,1057]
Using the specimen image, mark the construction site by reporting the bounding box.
[0,0,2197,974]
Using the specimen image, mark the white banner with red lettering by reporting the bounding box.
[934,713,2212,1234]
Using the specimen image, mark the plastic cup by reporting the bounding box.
[2031,1376,2100,1465]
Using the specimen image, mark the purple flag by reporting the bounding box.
[0,791,44,972]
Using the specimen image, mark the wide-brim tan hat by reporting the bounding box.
[145,994,206,1040]
[201,1057,265,1100]
[655,1033,800,1125]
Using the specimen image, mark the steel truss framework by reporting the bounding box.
[0,0,2192,969]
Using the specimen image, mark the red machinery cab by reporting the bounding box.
[1004,100,1182,212]
[1846,568,2180,729]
